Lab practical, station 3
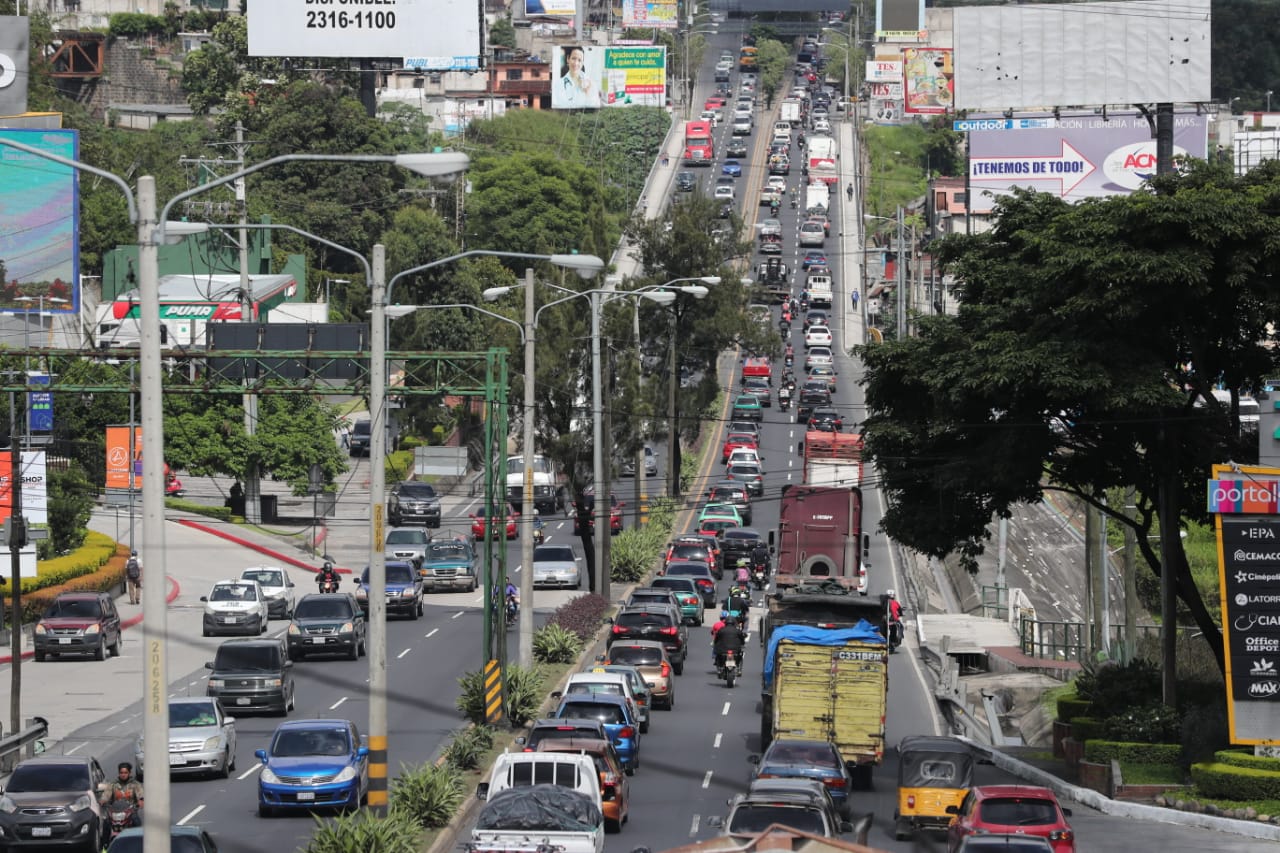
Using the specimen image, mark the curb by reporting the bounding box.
[0,575,181,665]
[176,518,351,574]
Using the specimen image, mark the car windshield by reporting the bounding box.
[567,683,623,697]
[763,742,841,768]
[729,805,826,835]
[978,798,1060,826]
[671,545,710,559]
[724,531,758,543]
[170,702,219,728]
[651,578,696,593]
[294,598,353,619]
[270,728,351,757]
[241,569,283,587]
[728,466,760,477]
[6,763,90,793]
[398,483,437,498]
[426,543,469,561]
[386,530,427,545]
[628,592,671,606]
[210,584,256,602]
[558,702,626,724]
[609,647,663,667]
[43,599,101,619]
[363,565,414,584]
[616,611,671,628]
[664,564,706,577]
[535,546,575,562]
[212,645,280,672]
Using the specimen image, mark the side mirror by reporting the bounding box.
[476,782,489,801]
[645,682,656,688]
[945,805,959,815]
[254,749,268,762]
[551,691,563,700]
[746,754,760,764]
[223,716,236,725]
[1062,807,1073,817]
[199,596,209,602]
[283,660,294,668]
[514,736,527,746]
[204,661,213,670]
[707,816,724,828]
[356,747,369,758]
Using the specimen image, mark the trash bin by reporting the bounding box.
[225,496,246,517]
[260,495,278,523]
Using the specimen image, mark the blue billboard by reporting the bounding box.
[0,129,80,315]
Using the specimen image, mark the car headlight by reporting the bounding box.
[203,736,222,751]
[288,624,300,635]
[355,589,367,600]
[33,623,45,635]
[67,795,92,813]
[332,766,358,783]
[340,621,354,634]
[0,796,17,814]
[85,624,100,634]
[207,678,224,689]
[259,766,280,784]
[265,678,283,688]
[400,589,415,598]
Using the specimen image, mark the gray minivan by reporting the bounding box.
[205,638,295,715]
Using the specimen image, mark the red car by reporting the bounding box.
[573,490,625,536]
[704,96,727,109]
[470,504,518,540]
[722,432,759,464]
[946,786,1075,853]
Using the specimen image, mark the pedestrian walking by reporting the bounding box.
[339,424,350,450]
[125,550,142,605]
[852,289,860,309]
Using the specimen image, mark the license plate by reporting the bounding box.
[31,827,51,838]
[310,637,326,644]
[236,698,250,705]
[223,616,238,624]
[296,792,315,801]
[58,638,72,645]
[169,754,185,766]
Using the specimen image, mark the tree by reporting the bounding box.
[489,16,517,48]
[860,161,1280,680]
[43,465,96,558]
[755,39,790,108]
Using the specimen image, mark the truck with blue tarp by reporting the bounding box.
[761,621,889,787]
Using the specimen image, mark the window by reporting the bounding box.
[510,761,581,787]
[979,797,1059,826]
[506,69,523,81]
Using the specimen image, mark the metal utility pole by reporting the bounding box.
[1157,425,1179,707]
[128,363,136,551]
[1155,103,1175,176]
[518,267,536,667]
[591,291,609,599]
[667,308,679,498]
[234,123,262,524]
[1097,499,1110,655]
[633,303,645,527]
[895,207,906,339]
[1122,488,1137,662]
[9,433,24,735]
[1084,503,1097,655]
[367,244,389,814]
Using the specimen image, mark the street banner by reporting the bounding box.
[621,0,676,28]
[27,373,51,433]
[0,451,47,524]
[105,425,143,492]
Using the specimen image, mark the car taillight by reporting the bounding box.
[906,794,915,808]
[660,626,678,635]
[1049,830,1074,842]
[618,726,635,739]
[823,777,846,788]
[755,773,777,780]
[661,662,671,677]
[612,625,626,634]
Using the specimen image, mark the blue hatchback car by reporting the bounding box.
[553,694,640,774]
[255,719,369,816]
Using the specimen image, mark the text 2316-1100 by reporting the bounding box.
[306,9,396,28]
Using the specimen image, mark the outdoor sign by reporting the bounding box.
[621,0,676,28]
[953,118,1056,132]
[0,129,79,317]
[403,56,481,72]
[868,81,904,100]
[902,48,952,115]
[0,16,29,116]
[1212,464,1280,744]
[0,450,47,524]
[875,0,924,39]
[105,425,143,492]
[27,373,51,434]
[526,0,576,16]
[865,60,901,83]
[247,0,482,61]
[551,45,665,109]
[966,110,1208,213]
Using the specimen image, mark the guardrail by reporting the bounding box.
[0,717,49,775]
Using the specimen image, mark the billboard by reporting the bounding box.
[953,0,1211,112]
[966,110,1208,214]
[0,16,30,116]
[876,0,924,40]
[105,425,143,492]
[525,0,576,16]
[869,53,905,124]
[902,48,952,115]
[551,46,665,110]
[0,129,79,316]
[0,451,48,525]
[621,0,676,28]
[247,0,483,61]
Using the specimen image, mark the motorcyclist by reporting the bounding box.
[713,619,747,670]
[100,762,144,827]
[886,589,904,646]
[789,186,799,208]
[710,610,729,639]
[770,200,780,217]
[532,510,545,543]
[784,343,794,361]
[316,561,340,592]
[734,558,751,586]
[751,542,770,576]
[778,384,792,409]
[724,584,751,623]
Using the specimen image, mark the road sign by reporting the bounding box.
[953,118,1057,132]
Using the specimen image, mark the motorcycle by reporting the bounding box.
[106,799,138,842]
[505,595,520,627]
[779,396,791,413]
[889,617,904,653]
[165,474,184,498]
[751,566,767,590]
[317,575,339,594]
[718,649,739,688]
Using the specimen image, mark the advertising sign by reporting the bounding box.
[105,425,143,492]
[247,0,483,61]
[0,16,30,116]
[621,0,676,28]
[966,110,1208,213]
[868,81,903,100]
[0,129,79,316]
[0,451,47,524]
[902,48,952,115]
[403,55,481,72]
[865,60,901,83]
[526,0,576,16]
[875,0,924,39]
[27,373,51,434]
[551,45,665,109]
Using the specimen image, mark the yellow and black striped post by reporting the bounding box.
[484,659,505,725]
[367,734,388,810]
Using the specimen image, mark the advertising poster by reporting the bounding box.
[902,47,952,115]
[0,451,47,524]
[248,0,482,60]
[865,59,902,83]
[105,425,144,492]
[0,129,79,316]
[27,373,51,434]
[621,0,676,28]
[876,0,924,40]
[552,46,665,109]
[526,0,576,16]
[966,110,1208,213]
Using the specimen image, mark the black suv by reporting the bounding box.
[807,407,844,432]
[797,385,831,420]
[388,481,442,527]
[721,526,766,565]
[33,592,122,662]
[675,171,696,192]
[626,587,682,611]
[287,593,367,660]
[608,606,688,674]
[205,638,295,715]
[0,756,108,852]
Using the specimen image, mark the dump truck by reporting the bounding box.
[761,622,889,788]
[803,431,864,488]
[770,485,866,591]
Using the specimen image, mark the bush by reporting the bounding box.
[1056,696,1092,723]
[609,528,660,583]
[457,664,546,726]
[1190,762,1280,801]
[305,808,422,853]
[1181,700,1230,765]
[8,537,130,625]
[545,593,610,641]
[1084,741,1182,766]
[533,623,584,664]
[389,761,465,829]
[1101,704,1181,744]
[442,725,496,771]
[1214,750,1280,772]
[3,531,118,597]
[1068,717,1103,741]
[1080,658,1162,719]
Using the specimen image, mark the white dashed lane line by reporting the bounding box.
[237,763,261,781]
[452,611,464,619]
[689,815,701,836]
[721,701,731,716]
[701,771,713,789]
[425,628,439,639]
[329,697,348,711]
[397,648,411,659]
[177,805,205,825]
[713,733,723,749]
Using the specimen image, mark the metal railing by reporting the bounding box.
[0,717,49,775]
[1019,616,1087,662]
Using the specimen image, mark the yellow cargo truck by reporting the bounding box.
[761,623,889,788]
[739,46,758,72]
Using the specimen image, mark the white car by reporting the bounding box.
[700,110,721,126]
[798,220,826,247]
[805,325,833,348]
[239,566,296,619]
[135,696,238,781]
[531,544,583,590]
[805,346,834,370]
[201,579,269,637]
[726,448,763,468]
[812,118,832,134]
[766,176,788,193]
[714,184,736,201]
[759,218,782,238]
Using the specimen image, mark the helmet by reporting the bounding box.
[131,550,138,557]
[886,589,896,599]
[720,611,729,619]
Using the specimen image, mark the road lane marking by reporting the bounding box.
[425,628,439,638]
[188,681,199,687]
[106,724,119,732]
[397,648,411,659]
[177,805,205,826]
[689,814,701,836]
[65,742,87,754]
[713,733,722,749]
[701,771,713,789]
[329,697,348,711]
[722,701,731,716]
[237,763,262,781]
[452,611,464,619]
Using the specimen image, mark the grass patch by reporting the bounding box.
[1040,682,1076,715]
[1122,763,1185,785]
[1178,790,1280,815]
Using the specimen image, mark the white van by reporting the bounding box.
[805,183,829,216]
[772,122,792,144]
[807,274,834,308]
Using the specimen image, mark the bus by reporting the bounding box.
[807,135,839,185]
[683,120,715,166]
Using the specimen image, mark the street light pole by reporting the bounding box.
[520,266,537,661]
[896,207,906,339]
[590,289,608,598]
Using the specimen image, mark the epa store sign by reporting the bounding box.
[1209,479,1280,515]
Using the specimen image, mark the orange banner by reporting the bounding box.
[105,425,143,491]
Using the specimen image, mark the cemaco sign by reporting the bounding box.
[1208,479,1280,515]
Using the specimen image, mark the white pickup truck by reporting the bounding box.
[470,753,605,853]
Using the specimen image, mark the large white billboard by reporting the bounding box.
[551,45,666,110]
[247,0,482,61]
[953,0,1211,112]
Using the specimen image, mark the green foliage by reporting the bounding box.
[1214,750,1280,772]
[456,669,487,724]
[1056,696,1092,723]
[305,807,422,853]
[1102,704,1181,744]
[863,124,930,217]
[389,761,465,828]
[1078,659,1162,719]
[440,724,497,771]
[1190,762,1280,801]
[533,623,584,663]
[1069,717,1103,741]
[1180,700,1230,765]
[1085,741,1182,766]
[9,537,129,624]
[108,13,167,37]
[754,39,790,104]
[43,465,95,557]
[608,528,662,584]
[504,663,548,726]
[489,15,517,48]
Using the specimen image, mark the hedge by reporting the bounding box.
[0,530,118,598]
[1213,750,1280,773]
[1084,741,1181,766]
[1190,762,1280,801]
[1068,716,1104,741]
[1057,696,1092,723]
[8,539,130,625]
